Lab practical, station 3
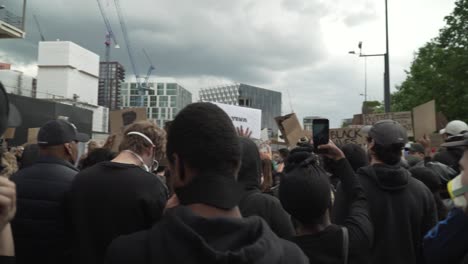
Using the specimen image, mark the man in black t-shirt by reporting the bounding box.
[68,121,168,264]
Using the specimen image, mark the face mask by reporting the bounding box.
[447,174,468,209]
[125,132,159,172]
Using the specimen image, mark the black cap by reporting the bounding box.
[441,132,468,148]
[408,143,425,154]
[37,119,90,146]
[369,120,408,146]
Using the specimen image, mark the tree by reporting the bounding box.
[392,0,468,122]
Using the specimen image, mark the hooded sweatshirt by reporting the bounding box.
[237,138,294,238]
[105,206,309,264]
[347,164,437,264]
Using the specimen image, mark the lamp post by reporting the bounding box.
[384,0,391,113]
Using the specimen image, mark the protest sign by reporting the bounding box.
[364,111,413,137]
[27,128,40,144]
[213,102,262,139]
[275,113,305,146]
[329,127,366,148]
[413,100,437,140]
[2,128,15,139]
[109,108,147,135]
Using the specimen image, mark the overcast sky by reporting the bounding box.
[0,0,456,127]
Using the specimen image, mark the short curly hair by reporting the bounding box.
[119,121,166,160]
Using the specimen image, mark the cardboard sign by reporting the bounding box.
[275,113,306,146]
[364,111,413,137]
[109,108,147,135]
[330,127,366,148]
[27,128,40,144]
[413,100,437,140]
[3,128,15,139]
[213,102,262,139]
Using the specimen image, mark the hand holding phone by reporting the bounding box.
[313,119,329,148]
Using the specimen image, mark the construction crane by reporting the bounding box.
[142,49,155,89]
[33,14,46,41]
[96,0,120,110]
[113,0,150,107]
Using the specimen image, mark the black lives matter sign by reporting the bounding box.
[329,127,366,148]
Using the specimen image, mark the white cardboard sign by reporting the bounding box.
[213,102,262,139]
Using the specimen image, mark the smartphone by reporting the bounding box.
[313,119,329,147]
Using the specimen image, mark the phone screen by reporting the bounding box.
[313,119,329,147]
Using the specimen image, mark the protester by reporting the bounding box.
[340,143,369,172]
[423,132,468,264]
[434,120,468,173]
[68,120,168,264]
[406,143,426,167]
[280,142,373,264]
[11,119,89,264]
[106,102,308,264]
[333,120,437,264]
[277,148,289,173]
[0,176,16,261]
[238,137,295,239]
[410,167,448,220]
[78,148,116,170]
[261,158,274,193]
[19,144,40,169]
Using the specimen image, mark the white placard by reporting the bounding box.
[213,102,262,139]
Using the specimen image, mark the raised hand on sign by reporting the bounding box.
[417,134,433,157]
[237,126,252,138]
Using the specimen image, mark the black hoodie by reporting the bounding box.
[335,164,436,264]
[237,138,295,238]
[105,206,309,264]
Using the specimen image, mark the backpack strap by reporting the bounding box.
[341,226,349,264]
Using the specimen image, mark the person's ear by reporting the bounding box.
[170,154,187,188]
[64,143,73,157]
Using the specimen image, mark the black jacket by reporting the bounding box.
[105,206,309,264]
[433,147,464,174]
[68,161,168,264]
[11,156,79,264]
[293,158,373,264]
[335,164,437,264]
[237,138,294,238]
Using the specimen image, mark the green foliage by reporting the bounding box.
[392,0,468,122]
[363,100,385,114]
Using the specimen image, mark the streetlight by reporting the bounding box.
[349,41,386,109]
[349,0,391,112]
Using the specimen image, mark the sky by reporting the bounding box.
[0,0,457,127]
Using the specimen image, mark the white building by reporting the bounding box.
[121,79,192,128]
[37,41,100,105]
[0,69,36,97]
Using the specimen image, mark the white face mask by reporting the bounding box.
[448,174,468,209]
[125,132,159,172]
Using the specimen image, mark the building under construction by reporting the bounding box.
[98,61,125,110]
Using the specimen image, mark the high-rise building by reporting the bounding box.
[37,41,100,105]
[121,81,192,128]
[0,69,36,98]
[0,1,26,39]
[98,61,125,110]
[199,83,282,135]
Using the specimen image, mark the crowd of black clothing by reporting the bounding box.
[3,116,468,264]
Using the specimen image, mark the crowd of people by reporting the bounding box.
[0,102,467,264]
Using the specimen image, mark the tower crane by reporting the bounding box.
[113,0,151,107]
[142,49,155,89]
[96,0,120,109]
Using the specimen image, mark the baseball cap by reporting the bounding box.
[408,143,425,154]
[441,132,468,148]
[37,119,90,146]
[440,120,468,136]
[368,120,408,146]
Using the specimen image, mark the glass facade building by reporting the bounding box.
[199,83,282,136]
[121,82,192,128]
